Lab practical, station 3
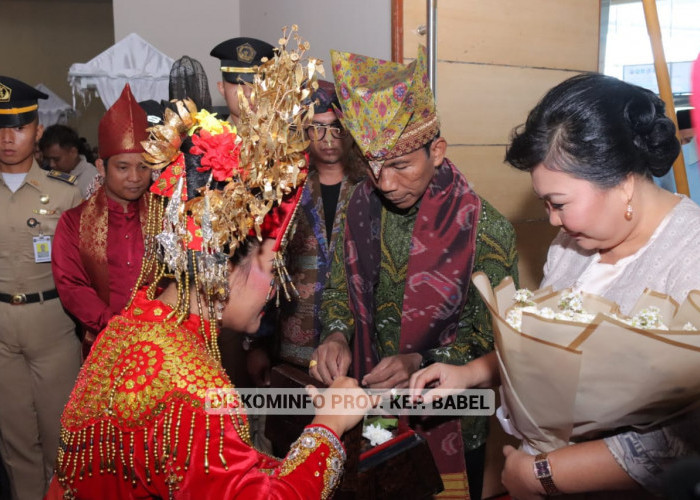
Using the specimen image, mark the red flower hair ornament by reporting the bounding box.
[190,128,242,182]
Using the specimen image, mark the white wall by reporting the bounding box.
[113,0,241,107]
[113,0,391,107]
[239,0,392,81]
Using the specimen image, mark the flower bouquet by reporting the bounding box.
[471,271,700,453]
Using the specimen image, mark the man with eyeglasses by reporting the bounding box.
[309,49,519,499]
[245,81,365,391]
[269,80,366,376]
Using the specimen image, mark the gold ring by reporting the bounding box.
[309,359,318,369]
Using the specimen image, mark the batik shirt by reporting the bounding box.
[278,170,361,367]
[321,197,518,450]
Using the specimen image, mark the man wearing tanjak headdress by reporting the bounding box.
[310,47,519,499]
[52,84,152,358]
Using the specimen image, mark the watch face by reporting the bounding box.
[534,459,551,479]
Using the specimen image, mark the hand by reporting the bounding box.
[310,332,351,385]
[410,352,500,403]
[361,353,422,389]
[246,347,271,387]
[409,362,473,404]
[501,445,545,500]
[309,376,366,436]
[81,331,97,360]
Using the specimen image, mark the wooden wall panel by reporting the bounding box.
[403,0,599,70]
[446,146,557,290]
[445,146,544,222]
[513,220,560,290]
[436,63,581,145]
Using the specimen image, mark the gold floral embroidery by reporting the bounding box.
[61,316,231,431]
[57,308,257,494]
[279,426,345,499]
[79,188,109,265]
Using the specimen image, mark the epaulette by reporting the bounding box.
[47,169,77,185]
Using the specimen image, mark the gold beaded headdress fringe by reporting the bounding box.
[128,25,322,359]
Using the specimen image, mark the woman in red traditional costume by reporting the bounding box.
[49,30,362,499]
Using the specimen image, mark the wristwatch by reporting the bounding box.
[533,452,560,496]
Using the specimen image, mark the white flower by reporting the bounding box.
[513,288,535,306]
[612,306,669,330]
[362,423,394,447]
[539,307,556,319]
[558,291,584,313]
[434,347,451,358]
[506,308,524,330]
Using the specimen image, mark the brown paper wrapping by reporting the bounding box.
[472,272,700,453]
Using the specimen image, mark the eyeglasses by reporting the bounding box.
[305,122,349,141]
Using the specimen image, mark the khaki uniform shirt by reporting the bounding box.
[70,155,98,199]
[0,160,82,294]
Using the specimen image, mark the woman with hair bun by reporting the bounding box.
[411,73,700,498]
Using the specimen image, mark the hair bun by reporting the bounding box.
[624,93,679,177]
[624,94,656,137]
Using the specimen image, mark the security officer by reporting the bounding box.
[0,76,82,500]
[210,37,275,127]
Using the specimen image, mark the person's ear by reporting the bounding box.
[619,173,636,204]
[217,81,225,98]
[429,137,447,167]
[34,123,44,143]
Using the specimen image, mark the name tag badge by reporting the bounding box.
[33,235,52,263]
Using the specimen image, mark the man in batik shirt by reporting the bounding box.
[310,47,519,499]
[276,80,365,368]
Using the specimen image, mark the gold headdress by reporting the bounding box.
[131,26,322,359]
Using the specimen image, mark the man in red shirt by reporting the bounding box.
[52,84,152,357]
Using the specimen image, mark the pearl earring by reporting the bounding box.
[625,203,633,221]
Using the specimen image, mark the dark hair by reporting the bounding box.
[173,236,257,295]
[505,73,680,188]
[228,237,259,276]
[39,124,96,163]
[181,136,228,200]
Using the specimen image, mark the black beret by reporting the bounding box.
[0,76,48,127]
[210,37,275,84]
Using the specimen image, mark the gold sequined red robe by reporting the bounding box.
[55,289,345,499]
